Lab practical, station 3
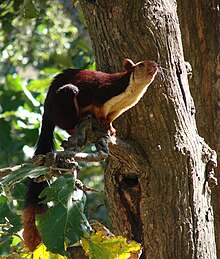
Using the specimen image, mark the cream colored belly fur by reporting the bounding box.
[81,77,154,124]
[102,80,151,122]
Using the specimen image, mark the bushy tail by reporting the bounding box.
[23,114,55,251]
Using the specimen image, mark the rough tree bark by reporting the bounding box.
[80,0,218,258]
[177,1,220,257]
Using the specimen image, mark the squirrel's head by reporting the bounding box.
[123,58,158,86]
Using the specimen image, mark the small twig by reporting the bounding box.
[74,151,108,161]
[75,179,100,193]
[48,167,75,172]
[0,165,24,178]
[0,167,13,177]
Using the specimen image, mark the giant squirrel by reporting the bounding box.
[22,58,158,251]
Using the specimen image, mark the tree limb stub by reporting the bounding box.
[32,114,148,177]
[31,115,110,182]
[0,115,149,185]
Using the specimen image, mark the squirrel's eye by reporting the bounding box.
[138,63,145,68]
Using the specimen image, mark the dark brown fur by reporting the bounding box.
[44,69,131,131]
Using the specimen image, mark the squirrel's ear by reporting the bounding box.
[122,59,135,72]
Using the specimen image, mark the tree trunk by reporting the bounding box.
[177,1,220,256]
[80,0,217,258]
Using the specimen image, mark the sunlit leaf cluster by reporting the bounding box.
[0,0,94,166]
[0,0,92,73]
[0,164,113,258]
[1,164,141,258]
[37,174,91,255]
[82,232,141,259]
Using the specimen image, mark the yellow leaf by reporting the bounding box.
[30,244,67,259]
[81,232,141,259]
[33,244,49,259]
[81,237,89,255]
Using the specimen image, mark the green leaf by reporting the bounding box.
[37,175,91,255]
[37,23,47,33]
[11,182,27,210]
[40,67,61,76]
[21,0,39,18]
[1,163,49,186]
[81,232,141,259]
[0,195,22,250]
[11,182,27,201]
[6,74,23,92]
[0,1,14,17]
[27,77,52,92]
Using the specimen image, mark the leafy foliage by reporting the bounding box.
[0,1,138,258]
[0,195,22,254]
[0,160,141,258]
[1,163,50,185]
[28,243,68,259]
[0,0,93,167]
[0,0,108,257]
[82,232,141,259]
[0,162,104,257]
[37,174,91,255]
